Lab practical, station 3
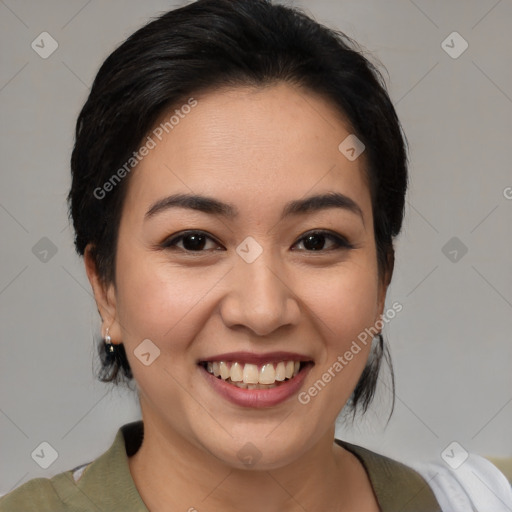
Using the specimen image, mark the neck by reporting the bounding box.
[128,412,377,512]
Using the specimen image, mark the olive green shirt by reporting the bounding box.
[0,421,441,511]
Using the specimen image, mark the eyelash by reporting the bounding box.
[160,229,355,253]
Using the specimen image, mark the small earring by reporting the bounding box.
[104,327,116,360]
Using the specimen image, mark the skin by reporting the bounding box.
[85,82,389,511]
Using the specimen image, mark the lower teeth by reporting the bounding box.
[219,377,288,389]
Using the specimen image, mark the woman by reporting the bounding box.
[1,0,510,510]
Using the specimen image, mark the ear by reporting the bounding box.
[375,249,395,326]
[84,244,122,344]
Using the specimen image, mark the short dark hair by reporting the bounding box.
[68,0,407,416]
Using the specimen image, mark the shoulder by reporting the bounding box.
[335,439,512,512]
[336,439,442,512]
[411,452,512,512]
[0,421,146,512]
[0,473,70,511]
[0,462,98,512]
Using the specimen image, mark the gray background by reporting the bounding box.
[1,0,511,495]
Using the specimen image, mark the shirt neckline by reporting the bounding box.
[67,421,440,511]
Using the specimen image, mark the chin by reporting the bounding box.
[198,424,318,471]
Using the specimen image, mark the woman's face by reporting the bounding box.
[89,82,388,468]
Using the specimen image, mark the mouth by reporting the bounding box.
[198,359,312,390]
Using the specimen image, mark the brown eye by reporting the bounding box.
[293,230,353,251]
[161,231,223,252]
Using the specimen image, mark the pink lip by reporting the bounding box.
[198,351,312,366]
[198,362,313,408]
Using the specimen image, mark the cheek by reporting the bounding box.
[113,257,213,400]
[114,250,223,353]
[302,262,380,340]
[115,244,380,348]
[294,263,380,416]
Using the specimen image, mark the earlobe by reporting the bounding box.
[84,244,121,343]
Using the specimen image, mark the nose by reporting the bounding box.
[219,252,301,337]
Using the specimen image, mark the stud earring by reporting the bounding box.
[104,327,117,363]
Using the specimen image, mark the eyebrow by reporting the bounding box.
[144,192,365,226]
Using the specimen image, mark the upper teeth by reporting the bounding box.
[205,361,301,385]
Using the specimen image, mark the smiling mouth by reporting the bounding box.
[199,360,312,389]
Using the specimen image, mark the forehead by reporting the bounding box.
[122,82,371,222]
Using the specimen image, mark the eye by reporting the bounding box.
[160,229,353,253]
[292,230,354,252]
[161,231,223,252]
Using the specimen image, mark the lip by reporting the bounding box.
[198,360,314,408]
[198,351,312,366]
